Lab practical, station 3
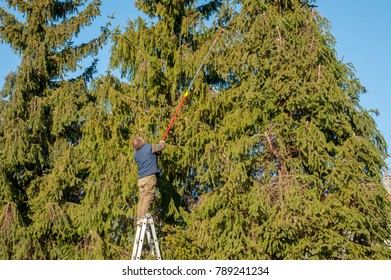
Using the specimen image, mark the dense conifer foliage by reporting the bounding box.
[1,0,390,259]
[0,0,109,258]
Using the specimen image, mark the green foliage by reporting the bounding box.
[170,0,390,259]
[0,0,110,259]
[1,0,390,260]
[109,0,390,259]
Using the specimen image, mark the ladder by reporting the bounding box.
[131,213,162,260]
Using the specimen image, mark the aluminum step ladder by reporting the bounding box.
[131,213,161,260]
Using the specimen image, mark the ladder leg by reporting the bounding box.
[148,215,162,260]
[146,227,153,254]
[135,217,148,260]
[131,223,142,260]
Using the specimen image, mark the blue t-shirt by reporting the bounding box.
[134,144,160,179]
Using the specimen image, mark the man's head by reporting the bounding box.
[131,137,145,151]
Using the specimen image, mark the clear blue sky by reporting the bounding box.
[1,0,390,171]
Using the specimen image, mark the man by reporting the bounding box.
[131,137,166,223]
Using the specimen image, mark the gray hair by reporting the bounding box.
[131,137,145,150]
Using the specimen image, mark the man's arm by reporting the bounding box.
[152,141,166,153]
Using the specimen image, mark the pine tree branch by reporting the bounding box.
[47,1,102,45]
[0,7,26,51]
[3,0,30,12]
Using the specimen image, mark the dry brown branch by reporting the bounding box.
[264,131,286,178]
[1,203,14,231]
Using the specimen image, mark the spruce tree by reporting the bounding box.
[172,0,391,259]
[109,0,226,213]
[1,0,389,260]
[68,75,138,259]
[0,0,108,259]
[111,0,390,259]
[108,0,230,258]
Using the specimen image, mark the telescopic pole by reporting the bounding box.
[162,27,223,141]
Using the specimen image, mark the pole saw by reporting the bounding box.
[162,26,223,141]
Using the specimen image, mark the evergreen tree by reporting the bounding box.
[173,0,391,259]
[68,75,137,259]
[1,0,389,260]
[0,0,109,259]
[111,0,390,259]
[109,0,231,258]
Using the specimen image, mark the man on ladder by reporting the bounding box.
[131,137,166,260]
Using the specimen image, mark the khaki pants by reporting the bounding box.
[137,174,157,219]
